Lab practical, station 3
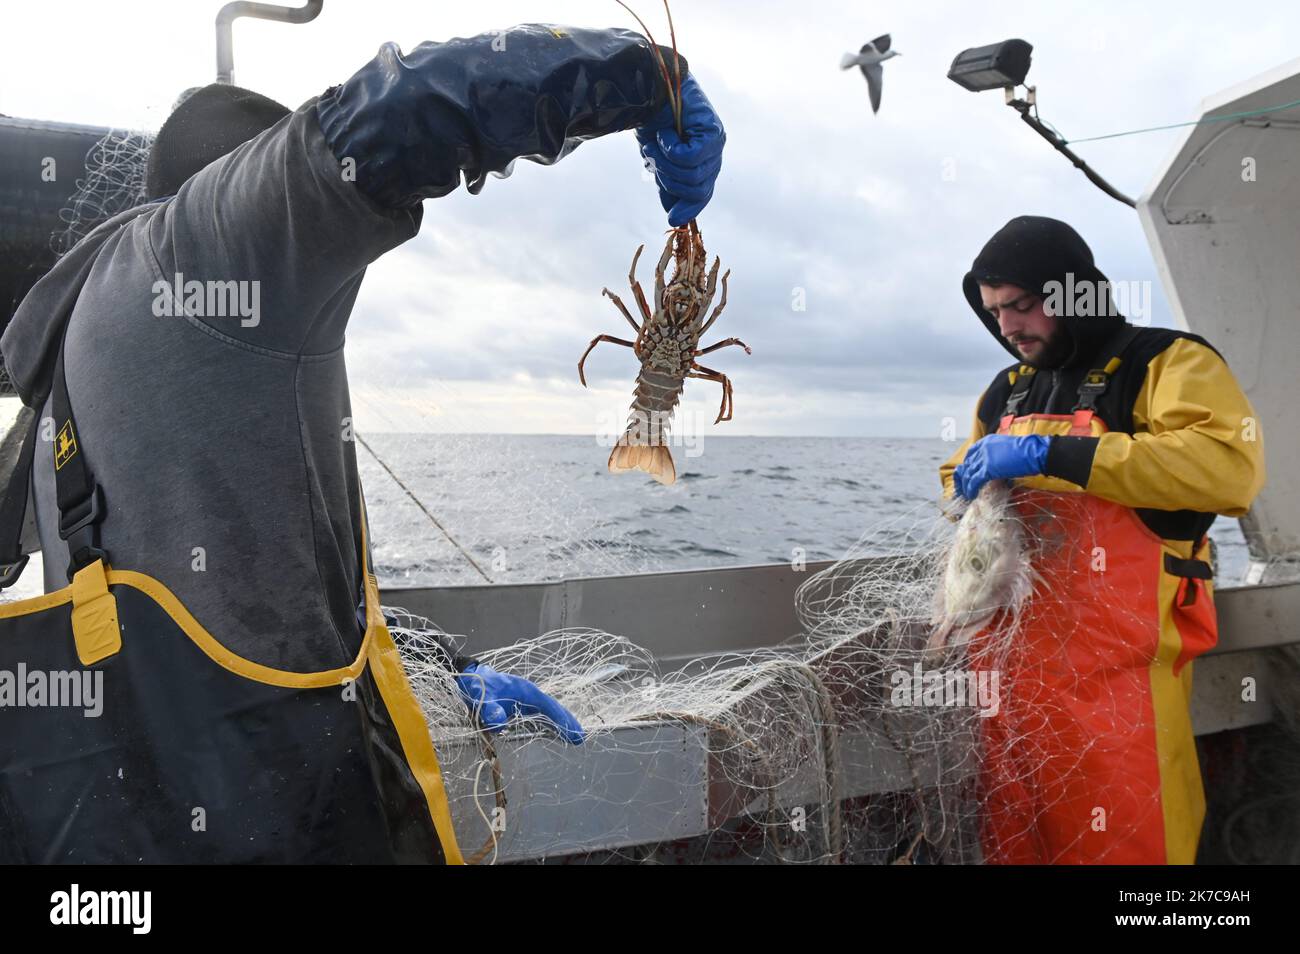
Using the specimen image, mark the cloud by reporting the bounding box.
[4,0,1293,434]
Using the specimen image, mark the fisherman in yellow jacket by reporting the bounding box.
[939,216,1265,864]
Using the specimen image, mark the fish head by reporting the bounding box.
[930,480,1033,656]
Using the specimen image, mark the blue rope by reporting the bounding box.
[1063,96,1300,144]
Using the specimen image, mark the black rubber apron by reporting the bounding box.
[0,325,463,864]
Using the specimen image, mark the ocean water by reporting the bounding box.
[0,431,1251,603]
[357,434,1252,588]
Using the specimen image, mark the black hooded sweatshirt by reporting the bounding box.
[959,216,1226,542]
[963,215,1125,371]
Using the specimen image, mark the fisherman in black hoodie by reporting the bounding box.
[940,216,1264,864]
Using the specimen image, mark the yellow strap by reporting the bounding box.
[1009,364,1040,386]
[1103,356,1123,375]
[368,618,466,864]
[0,483,463,864]
[105,568,371,688]
[356,489,466,865]
[70,559,121,666]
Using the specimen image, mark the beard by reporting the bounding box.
[1013,326,1073,369]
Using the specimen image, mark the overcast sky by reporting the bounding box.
[3,0,1297,436]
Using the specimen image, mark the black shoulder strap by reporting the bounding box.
[0,328,108,590]
[1073,324,1144,413]
[999,365,1037,419]
[50,330,108,581]
[1105,324,1144,367]
[0,321,111,590]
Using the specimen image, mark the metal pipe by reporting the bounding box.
[215,0,323,85]
[1008,99,1137,208]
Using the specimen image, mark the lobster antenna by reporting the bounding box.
[662,0,683,137]
[614,0,683,135]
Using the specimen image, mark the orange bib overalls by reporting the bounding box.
[972,392,1216,864]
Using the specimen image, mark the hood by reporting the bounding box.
[146,84,289,201]
[961,215,1126,368]
[0,202,156,409]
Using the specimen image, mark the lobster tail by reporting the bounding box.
[608,369,683,485]
[608,440,676,485]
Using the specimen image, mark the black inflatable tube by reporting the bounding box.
[0,116,113,331]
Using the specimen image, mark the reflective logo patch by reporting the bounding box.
[55,420,77,471]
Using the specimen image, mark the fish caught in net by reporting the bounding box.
[382,491,1004,864]
[389,476,1282,865]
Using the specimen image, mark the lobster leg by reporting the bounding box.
[688,370,732,424]
[697,269,731,337]
[602,288,642,336]
[693,256,722,325]
[579,335,636,387]
[689,363,734,424]
[629,244,654,325]
[695,337,751,357]
[652,233,674,321]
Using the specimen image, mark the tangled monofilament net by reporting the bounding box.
[792,489,1217,865]
[393,615,847,865]
[50,128,153,259]
[390,485,1290,865]
[387,496,997,864]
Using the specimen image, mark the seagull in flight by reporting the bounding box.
[840,34,900,114]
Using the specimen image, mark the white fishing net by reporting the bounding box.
[380,489,982,864]
[392,612,855,865]
[387,480,1295,865]
[49,128,154,259]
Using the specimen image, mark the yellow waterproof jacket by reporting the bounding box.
[940,330,1265,537]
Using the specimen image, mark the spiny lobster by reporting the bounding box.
[579,222,749,485]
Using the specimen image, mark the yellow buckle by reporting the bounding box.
[71,559,121,666]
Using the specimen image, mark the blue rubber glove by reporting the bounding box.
[635,73,725,226]
[455,662,585,745]
[953,435,1051,500]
